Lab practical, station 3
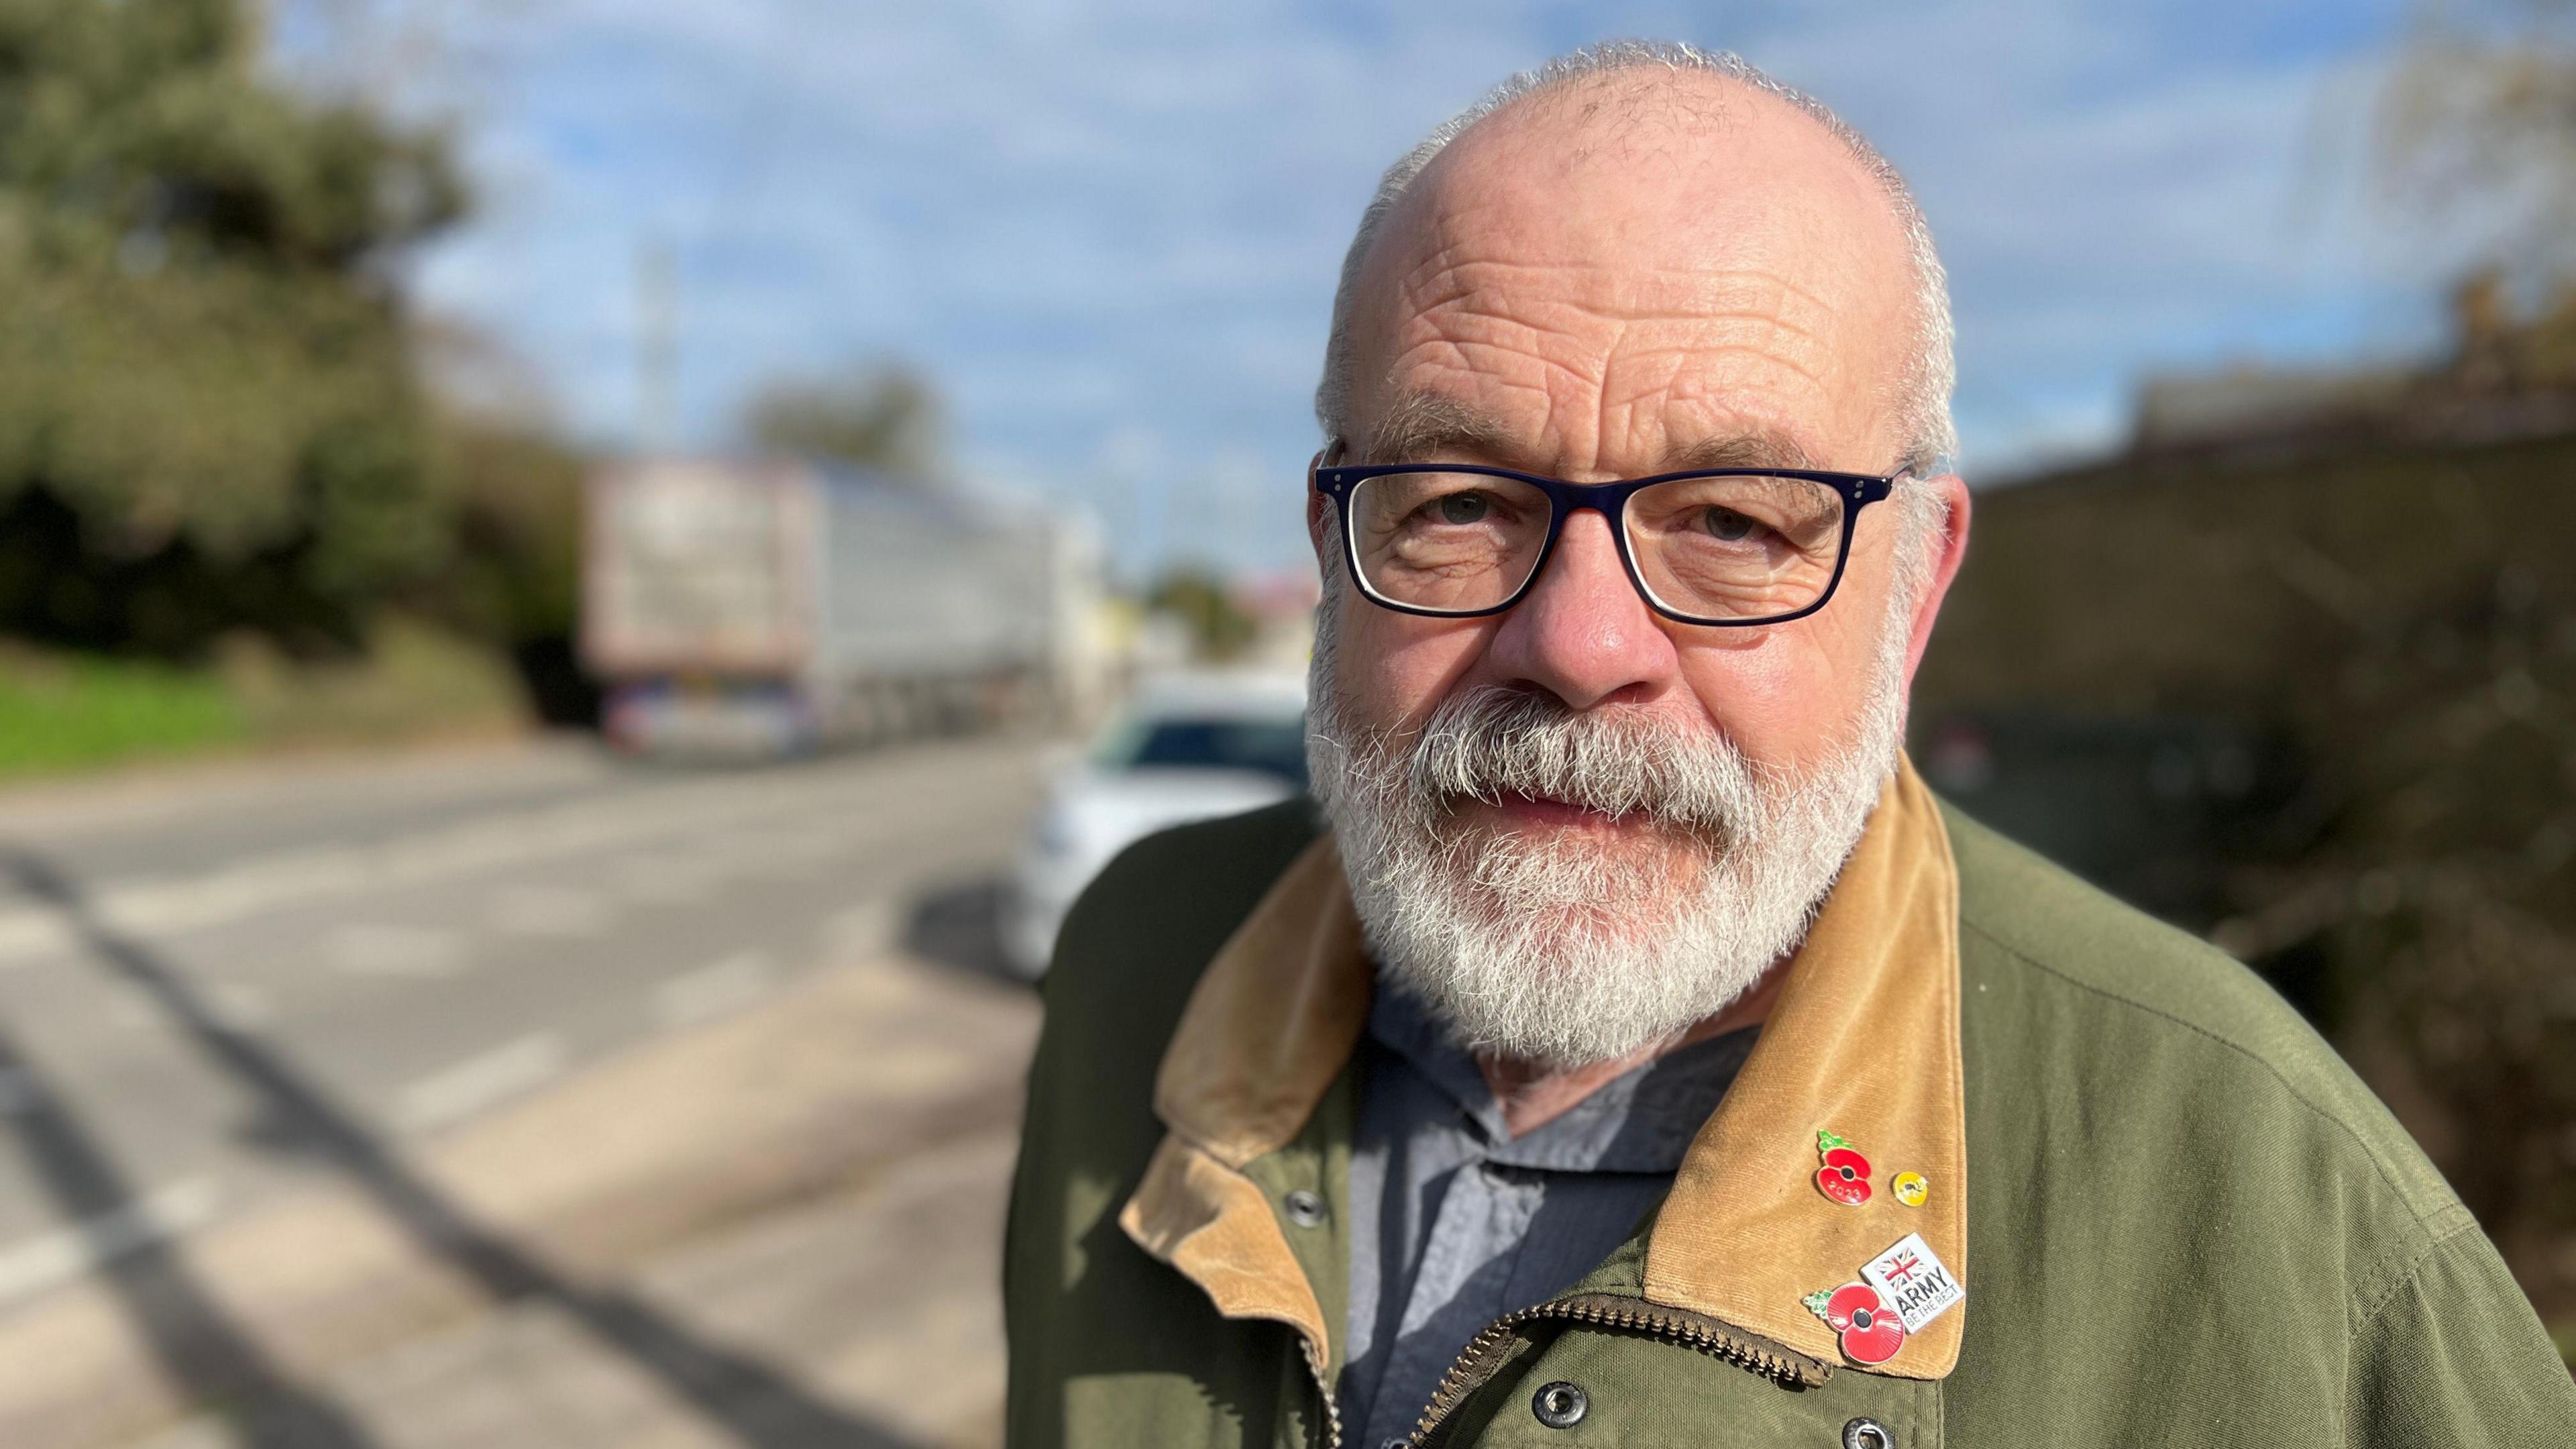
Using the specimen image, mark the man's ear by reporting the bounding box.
[1305,447,1337,572]
[1903,474,1972,685]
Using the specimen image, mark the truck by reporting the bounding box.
[582,457,1097,757]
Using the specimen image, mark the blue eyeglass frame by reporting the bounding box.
[1309,457,1903,627]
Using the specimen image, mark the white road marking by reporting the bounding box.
[328,924,468,979]
[0,914,75,964]
[487,885,613,938]
[0,1177,224,1308]
[205,983,270,1031]
[653,951,776,1028]
[398,1032,568,1132]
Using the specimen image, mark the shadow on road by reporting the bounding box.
[0,848,920,1449]
[0,1026,376,1448]
[901,875,1034,990]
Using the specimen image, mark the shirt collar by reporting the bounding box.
[1366,986,1758,1174]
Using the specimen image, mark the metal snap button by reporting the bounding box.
[1531,1381,1588,1429]
[1842,1417,1894,1449]
[1281,1189,1326,1228]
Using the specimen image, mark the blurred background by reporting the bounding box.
[0,0,2569,1443]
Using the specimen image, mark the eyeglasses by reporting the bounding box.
[1311,459,1902,627]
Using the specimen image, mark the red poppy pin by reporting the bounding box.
[1803,1282,1907,1366]
[1815,1128,1872,1206]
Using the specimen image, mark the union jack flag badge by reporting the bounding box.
[1861,1231,1963,1334]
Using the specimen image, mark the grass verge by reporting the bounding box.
[0,649,248,778]
[0,619,533,781]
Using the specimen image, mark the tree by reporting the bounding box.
[2379,1,2576,277]
[1145,567,1258,662]
[2215,569,2576,1318]
[0,0,466,655]
[741,364,945,484]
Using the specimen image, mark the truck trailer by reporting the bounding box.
[582,457,1091,757]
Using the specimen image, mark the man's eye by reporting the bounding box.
[1436,492,1491,525]
[1701,506,1759,541]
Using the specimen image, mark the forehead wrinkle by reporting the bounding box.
[1397,291,1843,403]
[1385,322,1843,471]
[1368,374,1825,476]
[1593,313,1633,478]
[1596,335,1839,404]
[1395,245,1847,337]
[1603,368,1837,473]
[1391,341,1597,447]
[1597,341,1841,443]
[1388,342,1839,479]
[1372,356,1564,465]
[1593,337,1842,467]
[1386,258,1856,432]
[1388,316,1614,405]
[1390,262,1612,378]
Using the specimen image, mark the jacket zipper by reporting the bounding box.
[1302,1334,1343,1449]
[1402,1293,1830,1447]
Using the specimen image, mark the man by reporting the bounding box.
[1006,42,2575,1448]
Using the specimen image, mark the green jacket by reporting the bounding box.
[1006,767,2573,1447]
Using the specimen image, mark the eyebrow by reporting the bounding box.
[1662,427,1821,472]
[1364,390,1524,466]
[1362,389,1823,474]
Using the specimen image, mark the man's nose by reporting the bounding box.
[1483,509,1679,710]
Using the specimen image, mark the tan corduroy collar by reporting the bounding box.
[1119,756,1967,1381]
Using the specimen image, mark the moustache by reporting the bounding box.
[1396,687,1763,841]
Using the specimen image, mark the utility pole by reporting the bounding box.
[636,239,680,455]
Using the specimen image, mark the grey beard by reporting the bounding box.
[1305,598,1911,1069]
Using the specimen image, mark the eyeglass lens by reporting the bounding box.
[1345,471,1849,622]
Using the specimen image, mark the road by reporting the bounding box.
[0,735,1052,1447]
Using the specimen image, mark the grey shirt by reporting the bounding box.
[1337,988,1758,1448]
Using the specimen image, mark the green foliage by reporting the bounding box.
[742,365,945,482]
[432,423,586,645]
[0,0,466,649]
[1146,566,1260,662]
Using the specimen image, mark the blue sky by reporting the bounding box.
[306,0,2483,579]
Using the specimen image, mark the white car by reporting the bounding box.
[1003,672,1309,977]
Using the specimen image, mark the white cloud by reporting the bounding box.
[380,0,2438,572]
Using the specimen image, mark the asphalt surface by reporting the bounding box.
[0,735,1046,1311]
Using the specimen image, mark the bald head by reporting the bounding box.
[1316,42,1953,474]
